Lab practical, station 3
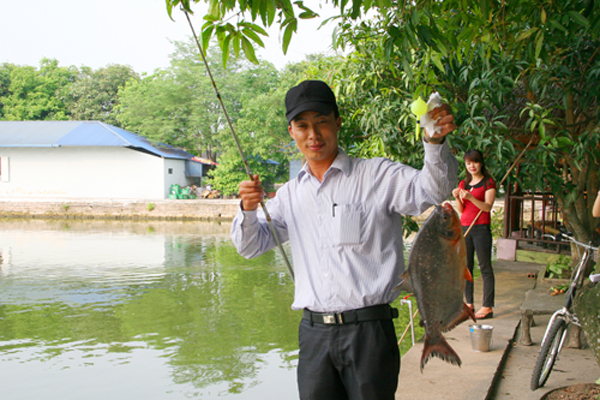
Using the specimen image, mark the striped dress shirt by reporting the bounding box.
[231,141,459,312]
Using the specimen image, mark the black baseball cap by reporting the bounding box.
[285,80,338,124]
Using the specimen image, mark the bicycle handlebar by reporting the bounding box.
[543,228,598,252]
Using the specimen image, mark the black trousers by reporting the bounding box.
[297,317,400,400]
[463,224,495,307]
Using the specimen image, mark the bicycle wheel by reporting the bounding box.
[530,317,567,390]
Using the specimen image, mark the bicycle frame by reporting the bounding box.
[539,237,593,348]
[531,230,598,390]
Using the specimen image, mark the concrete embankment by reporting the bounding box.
[0,197,505,222]
[0,197,242,221]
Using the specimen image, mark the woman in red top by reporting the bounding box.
[452,150,496,320]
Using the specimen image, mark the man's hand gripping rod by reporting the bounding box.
[183,11,294,282]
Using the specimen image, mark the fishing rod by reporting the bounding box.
[183,11,295,282]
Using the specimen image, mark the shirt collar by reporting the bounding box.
[297,147,352,181]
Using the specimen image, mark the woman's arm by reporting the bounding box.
[593,190,600,218]
[462,188,496,212]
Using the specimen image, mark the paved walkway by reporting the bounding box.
[395,260,600,400]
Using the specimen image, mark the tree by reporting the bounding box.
[1,58,77,121]
[117,38,283,164]
[0,63,15,118]
[63,64,139,126]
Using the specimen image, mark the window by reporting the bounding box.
[168,168,173,174]
[0,157,8,182]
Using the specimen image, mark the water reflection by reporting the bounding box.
[0,219,299,399]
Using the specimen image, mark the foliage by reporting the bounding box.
[546,255,573,279]
[116,39,281,159]
[490,208,504,242]
[0,60,138,126]
[166,0,320,64]
[63,64,139,126]
[0,58,77,121]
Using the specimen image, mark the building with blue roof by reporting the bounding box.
[0,121,213,199]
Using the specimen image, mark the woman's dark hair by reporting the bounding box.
[464,149,493,187]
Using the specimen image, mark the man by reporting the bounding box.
[231,80,458,400]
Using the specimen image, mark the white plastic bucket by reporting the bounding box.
[469,324,493,352]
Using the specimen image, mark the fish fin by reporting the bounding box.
[443,303,477,332]
[420,332,462,373]
[464,267,473,283]
[393,270,413,293]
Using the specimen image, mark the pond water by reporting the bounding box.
[0,219,420,400]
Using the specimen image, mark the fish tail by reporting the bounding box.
[420,332,462,372]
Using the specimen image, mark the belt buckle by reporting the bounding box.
[321,313,343,324]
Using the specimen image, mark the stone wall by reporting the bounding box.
[0,198,241,221]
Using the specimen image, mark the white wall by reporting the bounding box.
[0,146,189,199]
[163,158,190,198]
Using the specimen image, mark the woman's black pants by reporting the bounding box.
[463,224,495,307]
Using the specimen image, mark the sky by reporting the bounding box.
[0,0,340,74]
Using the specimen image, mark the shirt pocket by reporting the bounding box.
[334,203,364,245]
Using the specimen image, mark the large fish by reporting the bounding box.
[397,202,475,372]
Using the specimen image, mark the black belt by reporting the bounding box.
[303,304,399,325]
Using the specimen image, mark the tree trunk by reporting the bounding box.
[574,281,600,367]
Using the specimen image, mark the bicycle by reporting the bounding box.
[530,228,599,391]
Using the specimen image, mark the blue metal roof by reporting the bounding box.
[0,121,200,161]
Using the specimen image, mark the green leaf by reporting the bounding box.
[568,11,590,28]
[166,0,176,20]
[241,36,259,64]
[431,52,444,72]
[201,24,215,52]
[541,7,547,24]
[208,0,221,18]
[221,34,232,66]
[267,0,276,25]
[248,23,268,37]
[282,20,297,54]
[411,8,419,27]
[535,32,544,59]
[548,19,567,32]
[417,25,435,48]
[516,27,538,42]
[242,27,265,47]
[351,0,363,19]
[299,11,318,19]
[232,32,241,58]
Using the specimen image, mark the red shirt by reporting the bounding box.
[459,178,496,226]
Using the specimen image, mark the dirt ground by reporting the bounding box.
[541,383,600,400]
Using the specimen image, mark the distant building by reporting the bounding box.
[0,121,213,199]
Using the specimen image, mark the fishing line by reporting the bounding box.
[183,11,295,282]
